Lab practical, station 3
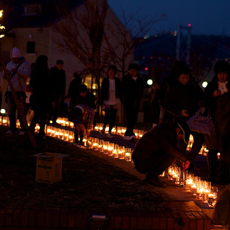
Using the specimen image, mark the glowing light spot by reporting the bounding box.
[202,81,208,88]
[147,79,153,86]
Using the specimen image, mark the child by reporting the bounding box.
[69,104,95,145]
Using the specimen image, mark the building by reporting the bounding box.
[0,0,133,113]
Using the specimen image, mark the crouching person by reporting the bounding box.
[69,104,95,145]
[132,119,191,187]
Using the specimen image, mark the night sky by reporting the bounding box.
[108,0,230,37]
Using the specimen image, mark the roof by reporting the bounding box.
[3,0,83,30]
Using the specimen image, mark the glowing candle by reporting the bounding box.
[107,143,114,156]
[69,131,74,143]
[118,146,125,159]
[138,130,144,138]
[124,148,132,162]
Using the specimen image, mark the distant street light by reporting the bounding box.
[0,108,6,114]
[202,81,208,88]
[147,79,153,86]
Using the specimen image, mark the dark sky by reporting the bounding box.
[108,0,230,37]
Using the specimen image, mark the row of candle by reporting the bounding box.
[0,116,220,158]
[55,118,145,139]
[0,116,221,207]
[93,123,145,139]
[166,165,218,207]
[33,124,133,162]
[86,137,133,162]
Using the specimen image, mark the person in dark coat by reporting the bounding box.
[164,63,204,167]
[202,60,230,184]
[121,63,144,140]
[66,72,82,110]
[101,65,121,136]
[29,55,52,138]
[48,59,66,124]
[158,61,189,124]
[132,119,191,187]
[75,84,96,110]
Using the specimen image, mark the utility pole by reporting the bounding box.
[176,24,192,65]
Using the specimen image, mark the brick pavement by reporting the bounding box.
[88,131,227,230]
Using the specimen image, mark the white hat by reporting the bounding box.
[10,47,21,59]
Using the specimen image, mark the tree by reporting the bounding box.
[53,0,109,121]
[104,8,165,79]
[52,0,164,122]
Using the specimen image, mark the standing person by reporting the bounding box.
[158,61,189,124]
[49,59,66,125]
[65,72,82,110]
[164,63,204,167]
[202,61,230,184]
[4,47,31,135]
[29,55,52,139]
[101,65,121,137]
[121,63,144,140]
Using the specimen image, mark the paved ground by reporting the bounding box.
[88,130,228,229]
[1,120,227,229]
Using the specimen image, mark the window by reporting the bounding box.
[26,41,35,54]
[23,4,41,16]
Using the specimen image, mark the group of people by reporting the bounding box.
[3,47,230,186]
[3,48,68,139]
[101,63,144,140]
[132,60,230,187]
[69,63,144,145]
[2,47,145,145]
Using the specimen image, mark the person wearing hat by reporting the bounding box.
[4,47,31,135]
[132,119,191,187]
[121,63,144,140]
[101,65,121,137]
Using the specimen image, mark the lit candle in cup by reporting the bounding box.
[121,127,126,136]
[111,127,116,134]
[113,144,119,158]
[98,139,104,151]
[116,127,122,136]
[118,146,125,159]
[103,141,109,153]
[124,148,132,162]
[138,130,144,138]
[92,138,99,150]
[107,143,114,156]
[69,131,74,143]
